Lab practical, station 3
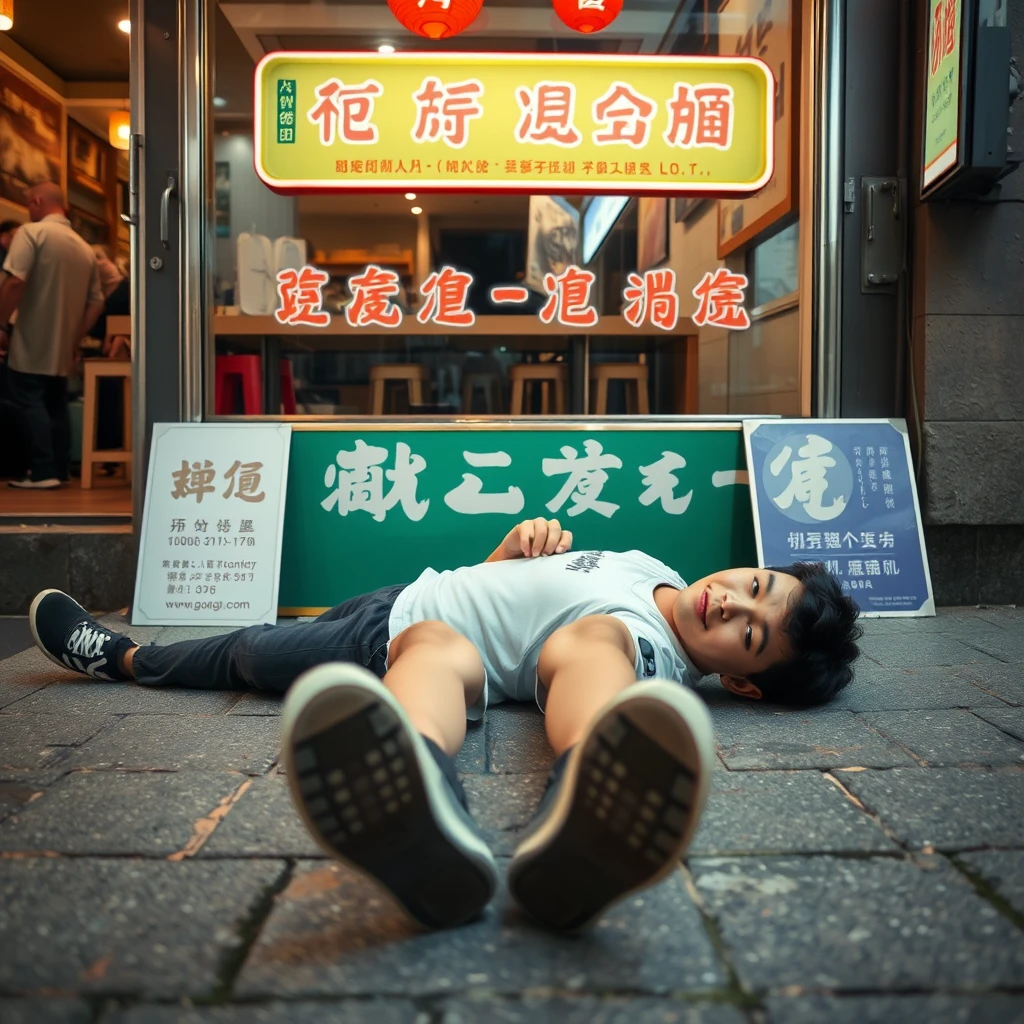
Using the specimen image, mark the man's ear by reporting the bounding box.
[720,675,763,700]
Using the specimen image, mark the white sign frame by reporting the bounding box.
[133,423,292,627]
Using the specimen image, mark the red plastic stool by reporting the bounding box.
[215,355,296,414]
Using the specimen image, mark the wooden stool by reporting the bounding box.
[81,360,132,489]
[214,355,297,415]
[590,362,650,415]
[461,372,501,414]
[509,363,568,415]
[369,364,430,415]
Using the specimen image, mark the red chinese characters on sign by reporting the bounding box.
[515,83,583,147]
[346,265,404,327]
[275,267,331,327]
[931,0,957,75]
[591,82,657,148]
[418,266,476,326]
[663,84,734,150]
[622,269,679,332]
[691,269,751,330]
[411,77,485,149]
[307,78,383,146]
[539,266,599,328]
[490,285,530,305]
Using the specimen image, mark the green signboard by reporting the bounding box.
[278,424,756,612]
[922,0,963,192]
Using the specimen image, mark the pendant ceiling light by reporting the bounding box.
[109,110,131,150]
[386,0,484,40]
[551,0,622,34]
[0,0,14,32]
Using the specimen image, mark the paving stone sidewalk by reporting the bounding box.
[1,607,1023,1023]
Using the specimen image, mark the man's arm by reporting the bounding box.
[484,517,573,563]
[78,299,105,342]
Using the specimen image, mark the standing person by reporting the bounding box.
[0,182,104,489]
[0,220,20,268]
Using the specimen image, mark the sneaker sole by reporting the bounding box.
[29,588,89,673]
[508,680,715,933]
[281,663,498,930]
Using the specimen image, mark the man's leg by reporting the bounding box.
[8,370,57,481]
[281,622,497,929]
[44,375,70,481]
[508,616,715,932]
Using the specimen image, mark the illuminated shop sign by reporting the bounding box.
[274,264,751,332]
[255,52,775,195]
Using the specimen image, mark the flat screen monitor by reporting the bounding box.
[581,196,630,265]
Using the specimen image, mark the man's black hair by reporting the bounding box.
[747,561,862,706]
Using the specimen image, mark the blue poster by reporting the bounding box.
[744,419,934,616]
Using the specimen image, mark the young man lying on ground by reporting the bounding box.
[29,518,861,934]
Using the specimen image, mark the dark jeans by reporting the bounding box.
[8,369,69,481]
[132,584,406,692]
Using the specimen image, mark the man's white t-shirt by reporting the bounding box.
[388,549,703,719]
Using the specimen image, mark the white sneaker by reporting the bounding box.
[281,663,499,929]
[9,477,61,489]
[508,680,715,932]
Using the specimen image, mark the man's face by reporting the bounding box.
[26,193,44,222]
[671,567,802,690]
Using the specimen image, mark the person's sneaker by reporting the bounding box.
[508,680,715,933]
[9,477,61,489]
[281,662,499,930]
[29,589,135,680]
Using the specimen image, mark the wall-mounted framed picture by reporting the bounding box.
[69,205,109,246]
[525,195,580,292]
[674,196,705,224]
[716,0,800,257]
[637,196,668,271]
[0,60,64,207]
[68,120,108,196]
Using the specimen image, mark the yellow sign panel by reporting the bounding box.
[255,52,774,196]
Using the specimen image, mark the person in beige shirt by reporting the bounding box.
[0,182,104,488]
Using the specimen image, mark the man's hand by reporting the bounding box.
[486,517,573,563]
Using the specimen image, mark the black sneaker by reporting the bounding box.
[508,680,715,933]
[281,663,499,930]
[29,589,134,680]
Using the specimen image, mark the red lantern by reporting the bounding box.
[387,0,484,39]
[551,0,623,33]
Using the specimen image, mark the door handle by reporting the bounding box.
[160,175,177,249]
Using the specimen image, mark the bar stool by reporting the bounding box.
[369,364,430,415]
[214,355,297,415]
[461,372,501,414]
[509,363,568,415]
[81,360,131,489]
[590,362,650,415]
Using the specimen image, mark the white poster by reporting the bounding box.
[133,423,292,627]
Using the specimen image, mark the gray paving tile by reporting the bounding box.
[973,706,1024,742]
[0,771,244,855]
[690,771,896,855]
[0,678,57,711]
[971,606,1024,632]
[227,692,282,715]
[69,715,280,774]
[954,664,1024,706]
[0,775,53,824]
[462,773,547,855]
[487,704,555,774]
[106,1000,421,1024]
[0,714,115,770]
[957,850,1024,918]
[856,633,1003,669]
[968,632,1024,664]
[0,647,70,708]
[236,860,725,998]
[691,855,1024,990]
[0,858,286,997]
[7,681,240,716]
[826,665,1007,712]
[839,767,1024,850]
[860,709,1024,766]
[0,998,92,1023]
[712,709,914,770]
[198,776,322,859]
[455,720,486,774]
[764,995,1024,1024]
[441,997,747,1024]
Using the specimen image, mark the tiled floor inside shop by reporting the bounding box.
[1,606,1023,1023]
